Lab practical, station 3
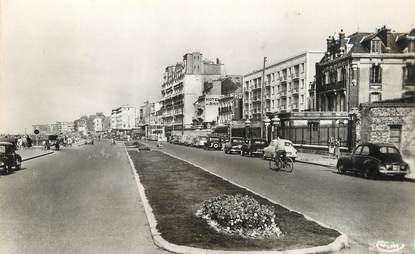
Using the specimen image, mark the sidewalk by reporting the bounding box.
[17,147,54,161]
[296,152,415,180]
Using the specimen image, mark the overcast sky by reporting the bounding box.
[1,0,414,134]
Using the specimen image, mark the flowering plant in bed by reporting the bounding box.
[196,194,283,239]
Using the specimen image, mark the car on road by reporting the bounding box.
[0,142,22,174]
[263,138,298,160]
[183,135,193,146]
[223,137,245,154]
[169,135,180,144]
[336,143,410,180]
[204,136,222,150]
[192,136,207,148]
[241,138,268,157]
[84,138,94,145]
[48,135,60,148]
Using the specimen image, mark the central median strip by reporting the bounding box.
[127,149,348,253]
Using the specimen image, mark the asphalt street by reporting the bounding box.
[0,141,167,254]
[154,142,415,254]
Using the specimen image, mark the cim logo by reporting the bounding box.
[375,240,405,253]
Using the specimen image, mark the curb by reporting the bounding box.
[125,147,349,254]
[295,159,336,169]
[22,151,55,162]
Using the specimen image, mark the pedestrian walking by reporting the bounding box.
[27,136,33,148]
[334,138,341,159]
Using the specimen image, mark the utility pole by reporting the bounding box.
[260,56,267,138]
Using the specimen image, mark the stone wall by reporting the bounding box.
[359,104,415,155]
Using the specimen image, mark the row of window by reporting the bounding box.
[244,63,305,89]
[323,64,415,86]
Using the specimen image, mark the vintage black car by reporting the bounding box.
[241,138,269,157]
[336,143,410,180]
[223,137,245,154]
[0,142,22,174]
[203,136,222,150]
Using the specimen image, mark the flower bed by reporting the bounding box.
[197,194,283,239]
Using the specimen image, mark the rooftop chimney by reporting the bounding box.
[339,29,346,48]
[386,27,393,49]
[327,36,332,55]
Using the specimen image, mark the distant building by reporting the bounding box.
[218,86,243,126]
[315,26,415,112]
[110,105,137,131]
[243,51,325,121]
[32,124,55,135]
[160,52,225,136]
[74,116,88,136]
[91,113,107,133]
[193,94,224,128]
[56,121,74,134]
[33,121,74,135]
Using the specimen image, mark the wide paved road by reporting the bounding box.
[0,141,167,254]
[155,142,415,254]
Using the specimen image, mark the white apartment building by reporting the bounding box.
[161,52,225,134]
[243,51,325,120]
[93,117,103,132]
[110,105,137,130]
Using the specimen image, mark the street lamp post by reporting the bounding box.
[264,117,271,142]
[271,116,280,139]
[245,119,251,140]
[260,57,267,139]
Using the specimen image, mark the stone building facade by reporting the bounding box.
[358,98,415,155]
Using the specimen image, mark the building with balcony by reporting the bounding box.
[242,51,325,121]
[138,101,164,137]
[315,26,415,112]
[217,76,244,126]
[160,52,225,136]
[110,105,137,131]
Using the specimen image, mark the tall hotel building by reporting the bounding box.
[161,52,225,134]
[243,51,325,120]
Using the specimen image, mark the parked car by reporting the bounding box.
[0,142,22,174]
[263,138,298,160]
[336,143,410,180]
[169,135,180,144]
[224,137,245,154]
[241,138,269,157]
[204,136,222,150]
[192,136,208,148]
[84,138,94,145]
[183,135,193,146]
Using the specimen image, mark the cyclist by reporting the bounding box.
[274,142,286,168]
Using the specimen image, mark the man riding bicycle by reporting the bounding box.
[274,138,286,161]
[269,137,293,172]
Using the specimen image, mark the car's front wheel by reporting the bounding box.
[363,167,375,179]
[15,158,22,170]
[337,163,345,174]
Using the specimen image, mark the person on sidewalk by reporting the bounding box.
[334,138,341,159]
[27,136,32,148]
[328,137,335,159]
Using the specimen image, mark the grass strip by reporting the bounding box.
[129,150,340,251]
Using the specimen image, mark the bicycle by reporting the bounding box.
[269,151,294,172]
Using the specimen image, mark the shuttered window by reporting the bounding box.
[389,125,402,143]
